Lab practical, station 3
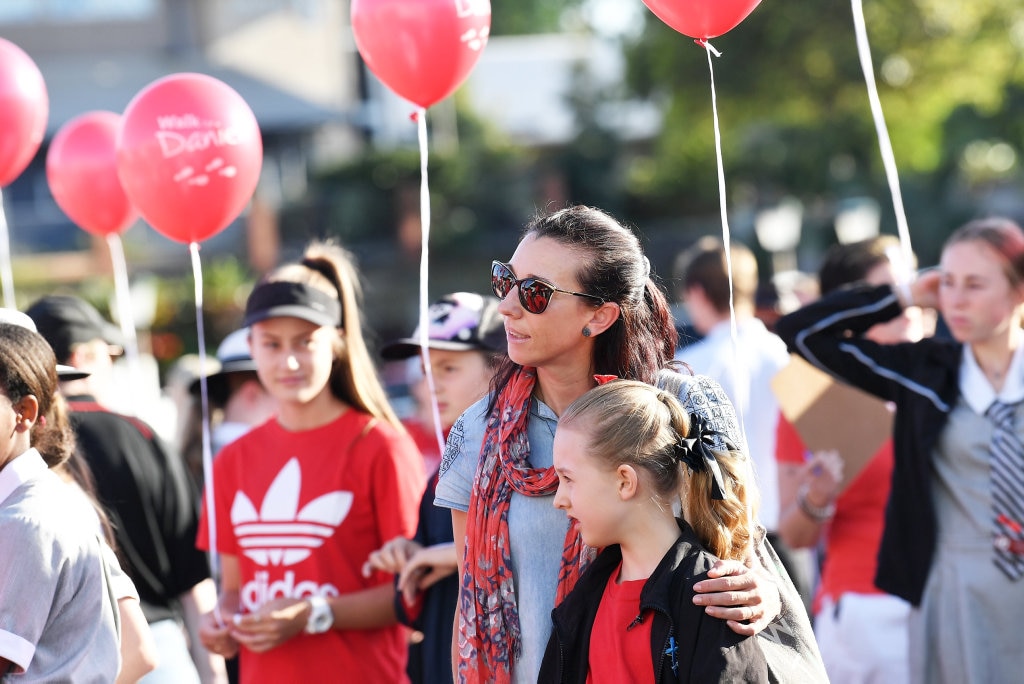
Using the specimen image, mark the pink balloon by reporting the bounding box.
[117,73,263,244]
[47,111,138,237]
[0,38,48,187]
[641,0,763,40]
[351,0,491,108]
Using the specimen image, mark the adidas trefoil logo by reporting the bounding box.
[231,458,353,566]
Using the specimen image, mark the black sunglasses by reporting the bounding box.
[490,261,604,314]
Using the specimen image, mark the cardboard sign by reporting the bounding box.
[771,355,893,491]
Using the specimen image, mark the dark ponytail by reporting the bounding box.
[489,206,677,410]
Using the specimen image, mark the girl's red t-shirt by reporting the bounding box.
[586,566,654,684]
[197,410,426,684]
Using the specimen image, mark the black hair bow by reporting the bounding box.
[674,414,730,500]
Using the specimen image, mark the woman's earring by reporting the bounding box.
[582,327,592,338]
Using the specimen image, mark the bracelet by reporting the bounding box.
[797,483,835,522]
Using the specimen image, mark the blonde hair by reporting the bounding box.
[560,380,754,561]
[265,241,402,430]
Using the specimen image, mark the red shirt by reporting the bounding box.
[587,565,654,684]
[197,410,425,684]
[776,414,894,609]
[402,418,444,476]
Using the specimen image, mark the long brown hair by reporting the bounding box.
[489,206,677,411]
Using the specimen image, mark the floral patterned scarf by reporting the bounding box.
[458,366,592,683]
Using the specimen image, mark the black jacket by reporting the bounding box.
[539,519,768,683]
[775,284,962,605]
[68,396,211,623]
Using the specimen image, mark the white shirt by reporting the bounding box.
[960,342,1024,414]
[676,318,790,529]
[0,448,48,506]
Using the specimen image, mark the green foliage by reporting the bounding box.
[491,0,583,35]
[302,100,535,253]
[151,256,253,359]
[620,0,1024,253]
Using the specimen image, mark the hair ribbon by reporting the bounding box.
[674,413,729,500]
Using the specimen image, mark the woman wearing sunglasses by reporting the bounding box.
[435,206,802,684]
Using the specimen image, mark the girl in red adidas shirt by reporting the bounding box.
[539,380,769,683]
[197,242,425,683]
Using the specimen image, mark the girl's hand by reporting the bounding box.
[692,561,781,635]
[802,449,842,506]
[362,536,422,578]
[396,542,458,605]
[908,269,941,310]
[199,609,239,660]
[229,598,311,653]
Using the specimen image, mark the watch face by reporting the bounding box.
[312,612,330,632]
[306,598,333,634]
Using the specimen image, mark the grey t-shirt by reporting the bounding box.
[435,369,744,684]
[0,452,121,683]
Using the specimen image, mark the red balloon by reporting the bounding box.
[351,0,491,108]
[641,0,763,40]
[117,73,262,244]
[47,111,138,237]
[0,38,48,186]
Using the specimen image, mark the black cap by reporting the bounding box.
[243,281,342,329]
[25,295,124,363]
[380,293,506,360]
[0,308,91,380]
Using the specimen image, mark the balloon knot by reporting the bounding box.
[409,111,420,123]
[695,39,722,57]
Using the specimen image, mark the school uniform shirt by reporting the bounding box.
[0,449,121,682]
[776,281,1024,683]
[775,284,961,605]
[197,409,425,684]
[539,519,769,684]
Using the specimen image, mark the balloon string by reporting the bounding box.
[701,39,748,452]
[106,233,142,414]
[695,38,722,58]
[416,109,446,458]
[190,241,221,626]
[0,188,15,309]
[850,0,914,268]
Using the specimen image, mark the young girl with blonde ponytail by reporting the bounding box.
[539,379,769,683]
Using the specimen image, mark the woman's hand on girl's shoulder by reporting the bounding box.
[230,598,312,653]
[691,559,781,636]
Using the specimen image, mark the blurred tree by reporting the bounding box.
[621,0,1024,257]
[491,0,584,35]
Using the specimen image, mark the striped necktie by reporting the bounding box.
[988,400,1024,580]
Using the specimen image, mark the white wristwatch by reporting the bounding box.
[304,596,334,634]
